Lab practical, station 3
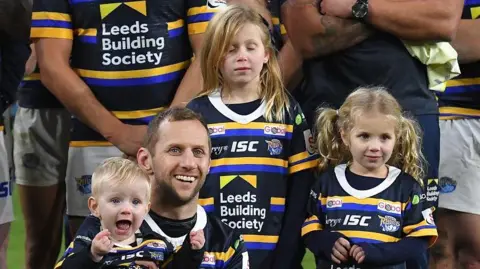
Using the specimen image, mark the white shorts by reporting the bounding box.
[0,130,13,225]
[13,107,70,186]
[66,145,122,216]
[438,119,480,215]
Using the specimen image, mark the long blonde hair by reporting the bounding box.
[199,4,290,122]
[315,87,425,185]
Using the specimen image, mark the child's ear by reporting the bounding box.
[146,202,151,214]
[88,196,101,218]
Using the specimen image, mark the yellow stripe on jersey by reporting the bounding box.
[339,231,400,243]
[112,106,165,119]
[242,234,278,244]
[31,28,73,40]
[289,159,318,174]
[199,197,214,206]
[319,196,407,210]
[32,12,71,21]
[167,19,184,30]
[0,126,4,132]
[280,24,287,35]
[210,157,288,168]
[187,6,224,35]
[74,60,190,79]
[75,28,97,37]
[270,197,285,205]
[439,107,480,120]
[23,73,41,81]
[31,12,73,39]
[302,216,323,236]
[446,77,480,87]
[204,246,236,263]
[208,122,294,132]
[69,141,113,147]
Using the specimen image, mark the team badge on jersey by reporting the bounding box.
[75,175,92,195]
[422,208,435,225]
[378,215,400,232]
[265,139,282,155]
[207,0,227,8]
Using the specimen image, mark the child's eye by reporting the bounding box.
[132,199,141,205]
[381,134,392,140]
[359,133,369,139]
[111,198,120,204]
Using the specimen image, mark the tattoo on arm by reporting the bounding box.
[311,16,373,56]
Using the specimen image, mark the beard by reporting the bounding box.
[154,177,203,207]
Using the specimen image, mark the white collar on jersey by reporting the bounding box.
[143,205,208,248]
[335,164,401,199]
[208,88,266,124]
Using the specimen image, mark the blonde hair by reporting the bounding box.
[199,4,290,122]
[315,87,425,185]
[91,157,151,200]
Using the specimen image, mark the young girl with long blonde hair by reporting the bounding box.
[302,87,438,269]
[187,4,318,268]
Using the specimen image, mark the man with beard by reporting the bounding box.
[135,107,249,268]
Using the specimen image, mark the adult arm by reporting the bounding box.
[36,39,146,156]
[281,0,373,59]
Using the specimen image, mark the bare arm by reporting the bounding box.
[278,39,303,91]
[367,0,463,41]
[169,34,204,108]
[36,38,146,156]
[282,1,373,59]
[451,19,480,64]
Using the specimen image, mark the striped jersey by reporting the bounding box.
[187,91,318,268]
[30,0,226,146]
[437,0,480,119]
[302,164,438,269]
[56,206,249,269]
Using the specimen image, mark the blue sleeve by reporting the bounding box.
[357,237,429,266]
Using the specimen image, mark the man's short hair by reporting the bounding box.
[143,107,211,155]
[91,157,151,200]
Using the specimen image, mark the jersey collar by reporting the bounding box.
[208,88,266,124]
[335,164,401,199]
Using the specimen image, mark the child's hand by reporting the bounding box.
[349,245,366,264]
[90,229,113,262]
[331,238,351,264]
[189,230,205,250]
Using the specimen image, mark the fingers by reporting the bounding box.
[332,247,349,264]
[95,229,111,240]
[331,253,342,264]
[350,245,365,264]
[190,230,205,250]
[337,238,351,249]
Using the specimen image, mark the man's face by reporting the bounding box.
[149,120,210,205]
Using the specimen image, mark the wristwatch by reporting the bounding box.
[352,0,369,20]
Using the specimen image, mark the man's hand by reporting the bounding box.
[190,230,205,250]
[108,124,148,157]
[90,230,113,262]
[25,44,37,76]
[320,0,355,19]
[331,238,351,264]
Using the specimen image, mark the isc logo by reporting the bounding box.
[231,141,258,152]
[121,250,144,260]
[343,215,371,227]
[0,181,12,198]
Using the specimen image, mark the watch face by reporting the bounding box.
[353,2,368,18]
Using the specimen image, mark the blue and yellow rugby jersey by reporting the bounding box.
[302,164,438,269]
[30,0,226,145]
[144,205,250,269]
[187,92,318,268]
[437,0,480,120]
[55,215,176,269]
